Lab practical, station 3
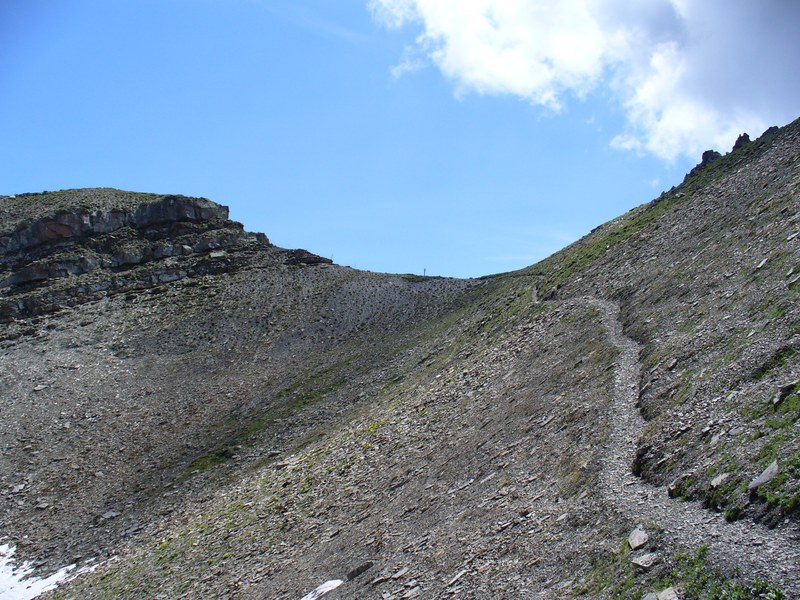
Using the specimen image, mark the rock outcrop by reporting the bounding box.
[732,132,751,152]
[683,149,722,181]
[0,190,279,324]
[1,193,230,255]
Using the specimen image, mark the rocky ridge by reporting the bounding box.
[544,121,800,529]
[0,189,275,324]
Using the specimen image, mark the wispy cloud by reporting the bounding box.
[261,3,371,45]
[390,43,427,78]
[368,0,800,161]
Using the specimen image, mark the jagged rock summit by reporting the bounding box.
[1,118,799,599]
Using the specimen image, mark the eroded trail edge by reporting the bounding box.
[582,296,800,596]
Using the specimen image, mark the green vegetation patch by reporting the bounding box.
[182,360,352,477]
[755,448,800,514]
[578,543,785,599]
[666,546,784,600]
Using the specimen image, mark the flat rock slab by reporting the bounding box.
[632,553,658,570]
[658,586,680,600]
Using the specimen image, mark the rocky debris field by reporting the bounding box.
[547,121,800,531]
[0,189,478,578]
[0,117,798,598]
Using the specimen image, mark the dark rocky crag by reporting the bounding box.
[0,118,798,599]
[0,190,274,324]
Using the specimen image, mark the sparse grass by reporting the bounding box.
[181,360,353,477]
[751,346,796,380]
[667,546,784,599]
[706,474,743,515]
[579,542,786,599]
[365,419,386,434]
[754,432,786,465]
[536,190,695,293]
[755,448,800,514]
[186,445,236,473]
[574,537,636,597]
[742,383,800,425]
[529,123,786,299]
[402,274,433,282]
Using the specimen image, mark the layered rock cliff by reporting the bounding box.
[1,190,295,325]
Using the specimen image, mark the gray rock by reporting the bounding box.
[773,381,798,408]
[667,478,680,497]
[701,149,722,164]
[446,569,468,587]
[2,195,228,255]
[628,526,649,550]
[346,562,373,580]
[710,473,731,488]
[748,461,779,492]
[632,553,658,570]
[658,586,680,600]
[643,594,658,600]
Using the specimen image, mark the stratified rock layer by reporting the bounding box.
[0,190,281,323]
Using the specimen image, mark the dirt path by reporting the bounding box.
[581,296,800,596]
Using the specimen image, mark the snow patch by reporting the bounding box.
[299,579,344,600]
[0,543,98,599]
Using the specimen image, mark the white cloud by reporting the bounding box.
[390,44,427,78]
[368,0,800,161]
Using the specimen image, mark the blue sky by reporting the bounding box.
[2,1,798,278]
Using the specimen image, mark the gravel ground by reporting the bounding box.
[587,297,800,597]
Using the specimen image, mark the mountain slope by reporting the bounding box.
[1,118,798,599]
[0,190,478,582]
[542,122,800,526]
